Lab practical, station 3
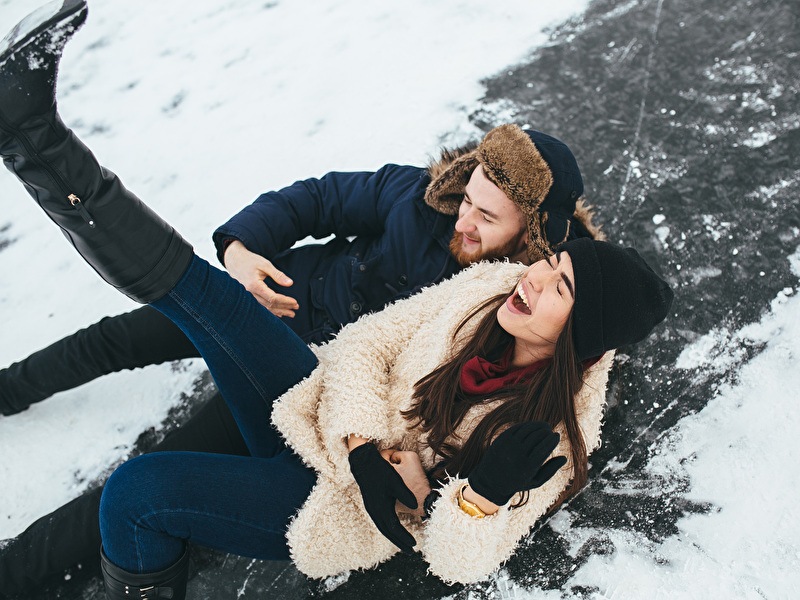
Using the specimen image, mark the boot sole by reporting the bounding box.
[0,0,88,67]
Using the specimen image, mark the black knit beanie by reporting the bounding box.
[560,238,674,361]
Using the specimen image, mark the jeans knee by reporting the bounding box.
[100,453,192,573]
[99,454,163,534]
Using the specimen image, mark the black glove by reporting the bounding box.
[348,443,417,553]
[468,421,568,506]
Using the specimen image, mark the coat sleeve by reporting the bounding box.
[419,462,569,584]
[419,352,614,584]
[211,164,424,264]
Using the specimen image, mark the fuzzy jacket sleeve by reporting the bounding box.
[419,352,614,584]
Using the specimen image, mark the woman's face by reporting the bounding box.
[497,251,576,362]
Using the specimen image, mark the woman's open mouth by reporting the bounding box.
[506,282,532,315]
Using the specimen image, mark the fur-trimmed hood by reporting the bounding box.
[424,124,605,262]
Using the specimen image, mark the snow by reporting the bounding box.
[0,0,589,539]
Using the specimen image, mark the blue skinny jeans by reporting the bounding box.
[99,256,319,573]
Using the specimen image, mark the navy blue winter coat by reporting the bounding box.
[213,164,461,345]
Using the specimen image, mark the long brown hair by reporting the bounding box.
[402,291,588,504]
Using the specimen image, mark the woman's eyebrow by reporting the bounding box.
[555,252,575,298]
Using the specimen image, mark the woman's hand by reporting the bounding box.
[348,443,417,553]
[223,240,300,317]
[380,450,431,517]
[468,421,567,507]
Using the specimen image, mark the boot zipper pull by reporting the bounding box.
[67,193,96,228]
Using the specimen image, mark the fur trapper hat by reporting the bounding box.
[424,124,586,262]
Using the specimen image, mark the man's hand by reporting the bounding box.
[223,240,300,317]
[380,449,431,517]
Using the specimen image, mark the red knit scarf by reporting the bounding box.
[460,349,549,395]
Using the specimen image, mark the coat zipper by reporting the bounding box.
[0,114,96,228]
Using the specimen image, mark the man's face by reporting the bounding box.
[449,164,529,266]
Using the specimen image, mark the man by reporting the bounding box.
[1,124,597,414]
[0,123,601,596]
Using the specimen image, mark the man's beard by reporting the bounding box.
[448,230,528,267]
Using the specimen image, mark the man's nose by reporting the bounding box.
[455,211,476,232]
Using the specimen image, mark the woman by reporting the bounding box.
[0,3,673,598]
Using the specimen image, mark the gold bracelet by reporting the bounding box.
[457,484,486,519]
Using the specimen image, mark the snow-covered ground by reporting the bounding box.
[2,0,800,598]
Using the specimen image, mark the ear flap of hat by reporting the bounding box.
[424,151,479,215]
[539,212,571,257]
[537,200,607,262]
[478,125,554,263]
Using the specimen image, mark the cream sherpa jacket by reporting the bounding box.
[271,260,613,585]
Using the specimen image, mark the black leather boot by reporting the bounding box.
[0,0,193,303]
[0,306,199,416]
[101,547,189,600]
